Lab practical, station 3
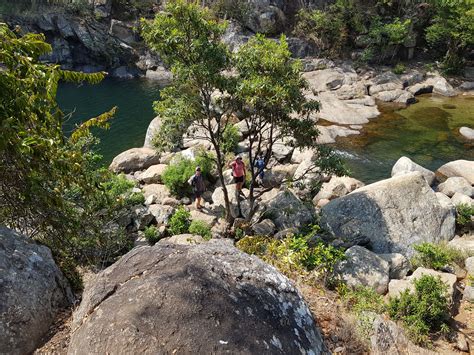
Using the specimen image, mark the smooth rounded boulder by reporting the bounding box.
[68,239,327,354]
[321,172,455,257]
[0,227,73,354]
[109,147,161,173]
[436,160,474,185]
[391,156,435,185]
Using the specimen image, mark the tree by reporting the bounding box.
[234,34,347,220]
[141,0,235,221]
[0,24,134,288]
[141,0,347,223]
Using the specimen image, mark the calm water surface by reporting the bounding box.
[57,80,473,183]
[58,78,161,163]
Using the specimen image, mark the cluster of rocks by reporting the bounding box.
[323,157,473,305]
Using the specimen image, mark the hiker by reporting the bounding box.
[229,155,246,198]
[255,154,265,186]
[188,166,205,209]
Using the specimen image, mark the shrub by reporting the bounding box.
[388,275,450,345]
[189,220,212,240]
[144,225,163,245]
[211,0,251,27]
[162,151,215,197]
[168,206,191,235]
[456,203,474,226]
[393,63,406,75]
[221,125,240,154]
[338,284,386,316]
[236,232,345,284]
[412,242,465,270]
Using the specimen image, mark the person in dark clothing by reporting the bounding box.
[188,166,206,209]
[255,155,265,186]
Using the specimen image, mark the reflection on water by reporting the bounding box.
[58,78,161,164]
[335,94,474,183]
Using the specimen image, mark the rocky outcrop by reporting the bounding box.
[436,160,474,185]
[0,227,73,355]
[4,12,137,73]
[138,164,168,184]
[68,239,327,354]
[313,176,364,204]
[109,147,161,173]
[334,246,390,294]
[378,253,410,280]
[321,172,456,257]
[391,156,435,185]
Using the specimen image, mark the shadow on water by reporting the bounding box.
[334,94,474,183]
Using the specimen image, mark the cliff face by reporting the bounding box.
[0,0,333,76]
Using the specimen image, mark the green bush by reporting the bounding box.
[388,275,450,345]
[162,151,215,197]
[144,225,163,245]
[456,203,474,226]
[168,206,191,235]
[237,231,345,284]
[412,242,465,270]
[221,125,240,154]
[393,63,407,75]
[189,220,212,240]
[338,284,386,315]
[211,0,251,27]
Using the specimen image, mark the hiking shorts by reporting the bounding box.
[234,176,244,184]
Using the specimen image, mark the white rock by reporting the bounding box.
[139,164,168,184]
[438,177,474,197]
[437,160,474,185]
[448,236,474,254]
[313,176,364,203]
[451,192,474,206]
[391,156,435,185]
[460,127,474,140]
[142,184,171,202]
[378,253,410,280]
[465,256,474,275]
[251,219,276,236]
[109,147,160,173]
[148,204,175,225]
[190,209,217,227]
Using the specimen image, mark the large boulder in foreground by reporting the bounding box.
[436,160,474,185]
[0,227,73,354]
[68,239,327,354]
[321,172,456,257]
[109,147,160,173]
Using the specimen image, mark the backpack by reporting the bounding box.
[188,175,196,186]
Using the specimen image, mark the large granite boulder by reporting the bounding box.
[142,184,171,202]
[68,239,327,354]
[378,253,410,280]
[335,246,390,294]
[0,227,73,354]
[109,147,160,173]
[321,172,456,257]
[460,127,474,140]
[391,156,435,185]
[138,164,168,184]
[436,160,474,184]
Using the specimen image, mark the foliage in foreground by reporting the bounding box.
[144,225,164,246]
[411,242,467,270]
[188,220,212,240]
[161,151,215,197]
[0,24,140,289]
[388,275,450,345]
[236,230,345,284]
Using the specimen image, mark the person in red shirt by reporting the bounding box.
[229,155,246,197]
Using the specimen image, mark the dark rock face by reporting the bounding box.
[3,13,137,73]
[68,239,327,354]
[0,226,73,355]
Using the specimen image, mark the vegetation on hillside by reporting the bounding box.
[293,0,474,73]
[0,24,137,289]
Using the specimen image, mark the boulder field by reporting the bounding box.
[68,239,328,354]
